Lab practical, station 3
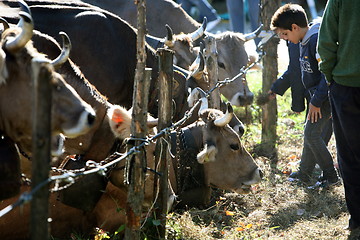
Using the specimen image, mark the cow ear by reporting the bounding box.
[197,144,217,163]
[107,105,131,139]
[0,49,8,85]
[188,51,205,81]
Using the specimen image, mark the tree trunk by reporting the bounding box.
[259,0,280,161]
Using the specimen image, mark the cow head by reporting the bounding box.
[0,1,96,156]
[213,31,254,106]
[163,23,259,107]
[163,19,206,68]
[107,104,158,140]
[107,105,177,211]
[195,88,262,194]
[187,54,246,137]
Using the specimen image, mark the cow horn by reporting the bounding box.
[51,32,71,68]
[189,17,207,42]
[243,24,263,42]
[187,51,205,80]
[214,102,233,127]
[0,17,9,30]
[197,87,208,115]
[5,1,33,52]
[164,24,174,47]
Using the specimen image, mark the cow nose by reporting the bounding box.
[87,111,96,126]
[233,124,245,137]
[239,94,254,106]
[259,168,264,179]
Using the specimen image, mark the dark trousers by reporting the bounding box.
[329,82,360,229]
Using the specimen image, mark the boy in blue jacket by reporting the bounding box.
[270,4,339,187]
[269,41,333,176]
[269,42,306,114]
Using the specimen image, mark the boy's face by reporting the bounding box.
[276,24,303,44]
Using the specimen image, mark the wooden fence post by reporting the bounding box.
[125,68,152,239]
[154,48,173,239]
[30,60,52,240]
[124,0,149,238]
[204,35,220,109]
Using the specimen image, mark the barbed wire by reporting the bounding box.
[0,42,269,218]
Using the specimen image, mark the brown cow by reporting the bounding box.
[108,90,262,209]
[0,3,96,158]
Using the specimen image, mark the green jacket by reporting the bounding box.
[318,0,360,87]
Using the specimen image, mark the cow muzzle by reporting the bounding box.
[243,167,262,185]
[234,184,252,194]
[62,105,96,138]
[234,168,262,194]
[51,133,65,157]
[230,92,254,107]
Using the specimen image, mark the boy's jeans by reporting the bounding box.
[299,99,336,179]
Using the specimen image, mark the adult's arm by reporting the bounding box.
[317,0,339,83]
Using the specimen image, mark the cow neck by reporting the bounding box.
[80,102,119,161]
[147,72,187,122]
[172,88,188,122]
[171,125,204,195]
[172,71,188,122]
[147,71,159,118]
[18,146,32,160]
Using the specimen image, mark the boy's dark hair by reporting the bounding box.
[271,4,308,31]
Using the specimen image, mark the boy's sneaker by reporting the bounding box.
[308,176,341,190]
[288,171,311,184]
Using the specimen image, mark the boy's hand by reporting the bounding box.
[307,103,322,123]
[268,90,276,100]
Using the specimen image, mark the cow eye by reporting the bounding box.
[218,62,225,69]
[230,143,239,150]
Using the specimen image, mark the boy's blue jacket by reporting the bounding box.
[300,19,329,107]
[271,42,307,113]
